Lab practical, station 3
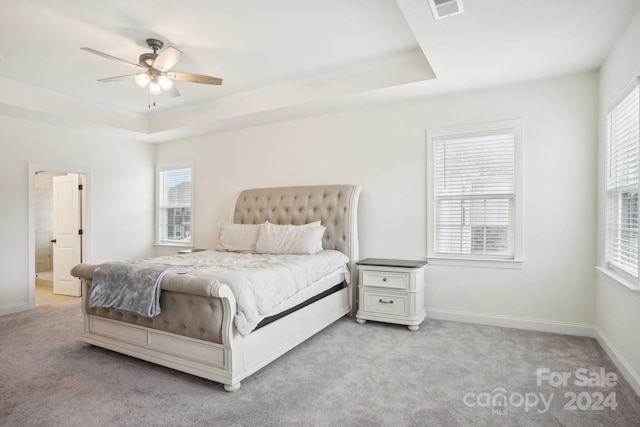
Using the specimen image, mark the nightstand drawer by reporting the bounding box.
[362,271,408,289]
[362,290,409,316]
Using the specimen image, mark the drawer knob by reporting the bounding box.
[379,299,394,304]
[382,277,387,282]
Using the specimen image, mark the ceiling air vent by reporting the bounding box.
[428,0,464,20]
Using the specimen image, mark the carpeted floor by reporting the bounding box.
[1,299,639,427]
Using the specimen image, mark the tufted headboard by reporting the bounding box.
[233,185,361,314]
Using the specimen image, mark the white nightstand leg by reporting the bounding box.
[408,325,419,331]
[356,318,366,324]
[224,382,241,392]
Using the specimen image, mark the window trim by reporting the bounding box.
[601,78,640,290]
[426,119,524,269]
[155,161,194,248]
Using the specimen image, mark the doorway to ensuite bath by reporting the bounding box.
[29,165,90,308]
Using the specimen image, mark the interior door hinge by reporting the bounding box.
[79,229,83,235]
[78,184,83,190]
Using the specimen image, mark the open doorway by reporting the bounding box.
[29,164,90,308]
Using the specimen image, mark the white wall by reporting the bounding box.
[597,10,640,393]
[0,116,155,315]
[157,71,599,329]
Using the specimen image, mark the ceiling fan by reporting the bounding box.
[81,38,223,97]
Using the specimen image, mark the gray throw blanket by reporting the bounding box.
[89,262,194,317]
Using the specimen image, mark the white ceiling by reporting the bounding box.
[1,0,638,142]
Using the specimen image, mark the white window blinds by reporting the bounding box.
[157,165,192,246]
[606,84,639,278]
[433,128,517,259]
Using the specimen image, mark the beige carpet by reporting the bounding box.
[1,299,639,426]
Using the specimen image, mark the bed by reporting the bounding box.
[71,184,361,391]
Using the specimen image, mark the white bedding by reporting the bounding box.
[145,250,350,336]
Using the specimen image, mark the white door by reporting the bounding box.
[53,173,82,296]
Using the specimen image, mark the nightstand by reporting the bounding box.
[177,248,206,254]
[355,258,427,331]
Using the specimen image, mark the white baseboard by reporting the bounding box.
[426,307,640,397]
[593,326,640,397]
[426,307,597,337]
[0,303,30,317]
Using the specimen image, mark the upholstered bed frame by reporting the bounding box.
[72,184,361,391]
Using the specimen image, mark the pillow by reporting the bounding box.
[216,223,261,252]
[255,221,326,255]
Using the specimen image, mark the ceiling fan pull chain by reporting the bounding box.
[148,92,157,109]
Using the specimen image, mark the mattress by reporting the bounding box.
[256,268,346,327]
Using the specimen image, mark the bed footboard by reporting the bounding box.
[73,265,240,390]
[74,273,348,392]
[73,264,229,344]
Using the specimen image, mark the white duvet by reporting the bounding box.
[144,250,349,336]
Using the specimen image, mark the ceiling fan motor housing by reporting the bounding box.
[139,53,157,68]
[139,39,165,67]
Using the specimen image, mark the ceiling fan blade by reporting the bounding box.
[167,72,223,85]
[81,47,146,71]
[153,47,182,72]
[165,85,180,97]
[97,74,137,83]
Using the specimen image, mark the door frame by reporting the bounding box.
[28,163,92,309]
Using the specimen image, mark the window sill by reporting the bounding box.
[595,266,640,291]
[426,256,523,269]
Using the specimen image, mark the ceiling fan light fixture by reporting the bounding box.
[158,75,173,90]
[134,73,150,88]
[149,82,162,95]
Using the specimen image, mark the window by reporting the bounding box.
[157,163,193,246]
[605,83,639,281]
[427,120,523,267]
